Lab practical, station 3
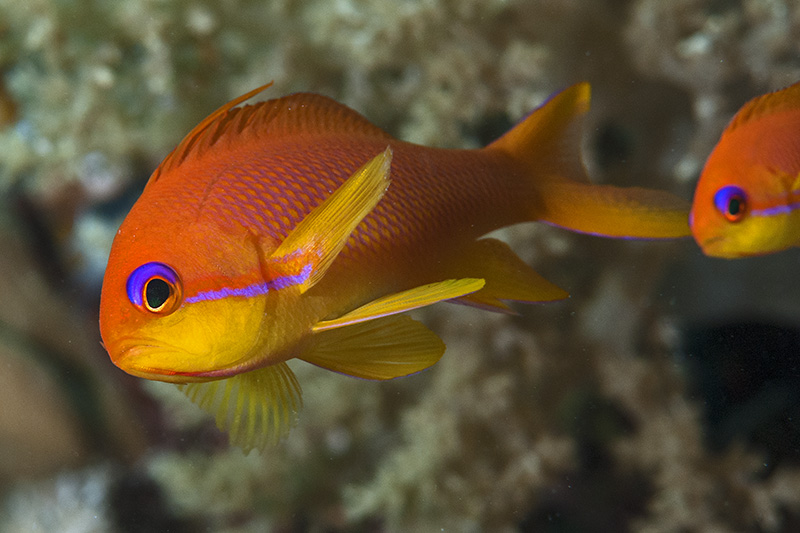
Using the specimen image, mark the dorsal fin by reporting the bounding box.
[151,84,392,182]
[725,81,800,134]
[152,82,274,182]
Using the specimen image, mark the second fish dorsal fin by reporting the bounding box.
[179,362,302,452]
[268,148,392,293]
[725,81,800,134]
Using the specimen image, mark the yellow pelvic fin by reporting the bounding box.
[312,278,485,333]
[535,181,691,239]
[302,315,445,380]
[444,238,568,312]
[178,362,302,452]
[270,147,392,293]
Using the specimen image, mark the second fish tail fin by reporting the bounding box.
[488,82,691,239]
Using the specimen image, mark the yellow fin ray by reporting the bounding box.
[444,238,568,312]
[302,315,444,380]
[312,278,485,333]
[178,362,302,452]
[270,148,392,293]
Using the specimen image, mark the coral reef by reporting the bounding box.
[1,0,799,531]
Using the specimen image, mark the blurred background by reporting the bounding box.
[1,0,799,531]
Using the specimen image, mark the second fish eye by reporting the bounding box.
[713,185,747,222]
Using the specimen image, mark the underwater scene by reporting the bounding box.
[1,0,800,531]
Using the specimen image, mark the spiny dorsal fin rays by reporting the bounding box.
[151,87,394,184]
[233,93,394,140]
[269,148,392,293]
[726,81,800,134]
[151,82,274,182]
[178,362,302,452]
[312,278,485,333]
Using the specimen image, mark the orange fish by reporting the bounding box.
[99,82,689,450]
[691,81,800,257]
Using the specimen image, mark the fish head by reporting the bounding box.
[99,205,299,383]
[691,156,797,258]
[691,82,800,258]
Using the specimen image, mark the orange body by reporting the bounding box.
[99,82,689,449]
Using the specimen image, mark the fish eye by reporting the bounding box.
[713,185,747,222]
[126,262,183,315]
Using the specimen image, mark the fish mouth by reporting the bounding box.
[110,337,213,383]
[109,336,263,383]
[698,234,733,258]
[699,235,760,259]
[699,234,724,250]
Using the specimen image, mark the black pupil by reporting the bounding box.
[728,197,742,216]
[145,278,171,310]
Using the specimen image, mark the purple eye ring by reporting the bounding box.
[713,185,747,222]
[126,262,183,314]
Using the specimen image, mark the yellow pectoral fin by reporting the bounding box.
[444,238,568,312]
[178,362,302,452]
[537,181,691,239]
[270,148,392,293]
[302,314,445,380]
[312,278,485,333]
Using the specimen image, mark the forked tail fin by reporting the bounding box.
[487,82,591,184]
[486,83,691,239]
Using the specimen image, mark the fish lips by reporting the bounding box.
[110,339,215,382]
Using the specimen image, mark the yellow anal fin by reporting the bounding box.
[269,148,392,293]
[302,315,445,380]
[178,362,302,452]
[445,238,568,312]
[312,278,484,333]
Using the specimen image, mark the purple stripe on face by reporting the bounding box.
[185,263,313,304]
[751,201,800,217]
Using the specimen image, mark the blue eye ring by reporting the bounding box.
[126,262,183,314]
[713,185,747,222]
